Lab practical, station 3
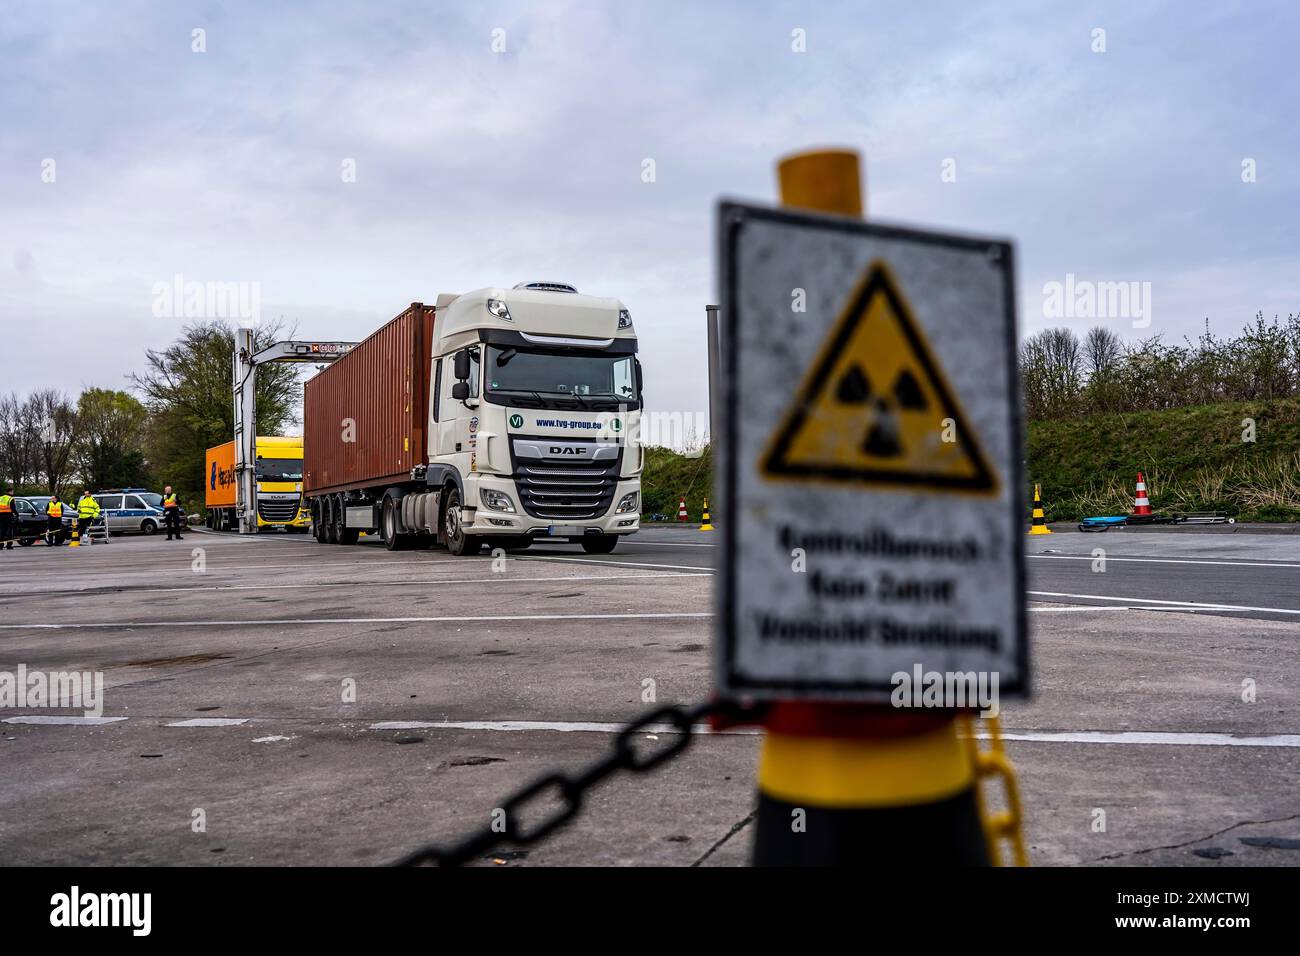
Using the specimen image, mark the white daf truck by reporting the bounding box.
[303,282,643,555]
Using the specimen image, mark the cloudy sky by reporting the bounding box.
[2,1,1296,435]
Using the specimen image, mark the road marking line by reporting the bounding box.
[522,555,713,571]
[1029,606,1155,613]
[167,718,249,727]
[366,720,1300,748]
[117,571,710,595]
[371,719,758,735]
[0,611,714,630]
[1,715,126,725]
[1029,554,1300,570]
[995,731,1300,748]
[1029,590,1300,615]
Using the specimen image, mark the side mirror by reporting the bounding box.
[453,350,471,380]
[451,382,470,402]
[634,358,644,398]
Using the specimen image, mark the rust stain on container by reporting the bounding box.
[304,302,435,496]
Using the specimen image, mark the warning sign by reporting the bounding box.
[762,262,996,493]
[716,202,1027,700]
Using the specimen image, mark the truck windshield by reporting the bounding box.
[483,346,638,411]
[256,457,304,481]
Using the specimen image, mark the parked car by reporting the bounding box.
[13,496,74,545]
[93,488,187,536]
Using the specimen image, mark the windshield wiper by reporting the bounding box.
[488,387,547,408]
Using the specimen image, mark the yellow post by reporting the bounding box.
[750,147,1017,866]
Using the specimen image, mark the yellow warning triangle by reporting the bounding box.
[761,261,997,494]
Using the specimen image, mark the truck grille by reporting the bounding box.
[510,437,621,520]
[257,498,301,522]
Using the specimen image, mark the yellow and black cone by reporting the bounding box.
[699,498,714,532]
[69,522,80,547]
[1027,483,1052,535]
[752,721,990,865]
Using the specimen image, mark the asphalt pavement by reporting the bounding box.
[0,524,1296,866]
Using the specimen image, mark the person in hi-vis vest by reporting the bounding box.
[76,490,102,544]
[0,484,15,550]
[162,486,184,540]
[45,494,65,545]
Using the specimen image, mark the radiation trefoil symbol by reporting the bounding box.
[761,261,997,494]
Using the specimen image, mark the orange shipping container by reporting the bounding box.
[205,441,237,508]
[303,303,435,496]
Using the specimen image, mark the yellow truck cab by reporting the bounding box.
[205,436,311,532]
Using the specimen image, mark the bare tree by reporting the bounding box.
[23,390,80,494]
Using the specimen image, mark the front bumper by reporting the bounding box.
[464,477,640,537]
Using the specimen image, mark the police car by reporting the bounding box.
[93,488,187,536]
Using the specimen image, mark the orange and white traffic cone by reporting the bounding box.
[1132,472,1153,516]
[676,497,689,521]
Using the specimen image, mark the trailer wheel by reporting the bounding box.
[443,487,481,556]
[324,497,340,544]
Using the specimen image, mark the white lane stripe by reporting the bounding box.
[0,611,713,630]
[1029,590,1300,615]
[523,555,713,571]
[367,720,1300,748]
[0,557,475,580]
[996,731,1300,748]
[1030,606,1154,613]
[0,603,1210,630]
[1029,554,1300,570]
[126,571,709,595]
[8,715,1293,748]
[2,715,126,725]
[621,540,717,549]
[371,719,756,735]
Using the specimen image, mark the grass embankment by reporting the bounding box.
[641,398,1300,524]
[640,444,713,519]
[1029,398,1300,522]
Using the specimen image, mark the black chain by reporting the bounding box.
[391,698,767,867]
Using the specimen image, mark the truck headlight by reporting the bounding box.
[618,309,633,329]
[480,488,516,513]
[487,298,513,321]
[615,491,639,514]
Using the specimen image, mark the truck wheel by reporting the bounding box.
[443,487,481,556]
[382,497,410,551]
[580,535,619,554]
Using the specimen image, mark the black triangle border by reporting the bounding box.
[761,261,998,492]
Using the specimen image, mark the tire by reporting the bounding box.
[324,497,340,544]
[382,497,409,551]
[141,520,157,535]
[442,487,481,556]
[580,535,619,554]
[312,501,327,542]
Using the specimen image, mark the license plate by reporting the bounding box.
[547,525,584,536]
